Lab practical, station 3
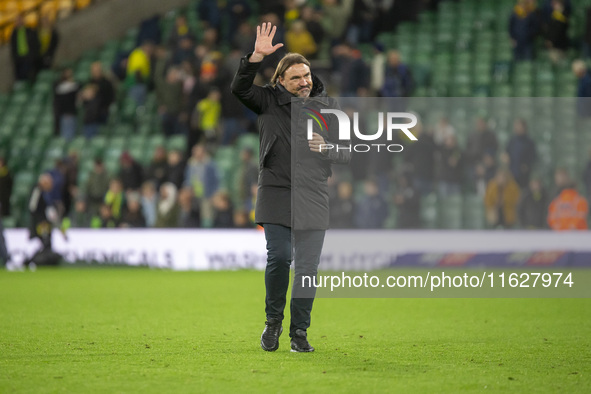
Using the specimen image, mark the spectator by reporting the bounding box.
[0,157,13,217]
[518,178,548,229]
[198,0,222,31]
[89,63,114,124]
[301,6,325,52]
[236,148,259,211]
[224,0,252,42]
[53,68,79,140]
[509,0,540,61]
[179,60,197,97]
[437,134,463,197]
[373,0,396,38]
[201,27,220,51]
[473,153,498,196]
[155,183,180,228]
[544,0,569,64]
[96,203,118,228]
[355,179,388,228]
[166,150,186,189]
[379,50,414,98]
[506,119,537,189]
[347,0,377,44]
[111,50,130,82]
[185,144,219,223]
[140,181,158,228]
[80,84,102,139]
[184,144,220,201]
[120,192,146,228]
[136,14,162,47]
[167,15,193,50]
[212,191,234,228]
[104,178,125,221]
[85,158,110,217]
[196,88,222,142]
[178,187,201,228]
[321,0,353,45]
[233,210,252,228]
[172,36,196,66]
[283,0,301,25]
[332,43,369,97]
[68,199,91,228]
[10,14,39,82]
[465,117,498,168]
[370,43,387,95]
[218,49,249,146]
[584,7,591,58]
[145,146,168,189]
[432,117,455,146]
[119,152,144,192]
[189,59,218,111]
[541,0,572,20]
[285,20,318,59]
[572,60,591,117]
[394,174,421,229]
[548,168,589,230]
[126,41,154,83]
[404,123,436,196]
[127,71,148,107]
[37,16,59,70]
[159,67,184,136]
[330,180,355,229]
[484,169,521,229]
[232,22,257,54]
[153,45,172,106]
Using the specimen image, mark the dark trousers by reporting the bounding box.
[263,224,325,337]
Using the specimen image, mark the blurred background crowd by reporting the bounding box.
[1,0,591,233]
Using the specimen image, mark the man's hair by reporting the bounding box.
[271,53,311,87]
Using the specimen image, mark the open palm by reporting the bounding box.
[254,23,284,57]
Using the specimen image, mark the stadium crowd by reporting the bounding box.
[2,0,591,232]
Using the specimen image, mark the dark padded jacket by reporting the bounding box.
[231,54,350,230]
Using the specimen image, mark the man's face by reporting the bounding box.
[279,63,313,98]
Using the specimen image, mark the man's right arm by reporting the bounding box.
[230,55,267,115]
[231,23,284,115]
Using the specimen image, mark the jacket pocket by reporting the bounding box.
[261,134,277,168]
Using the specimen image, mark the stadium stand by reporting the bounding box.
[1,0,591,230]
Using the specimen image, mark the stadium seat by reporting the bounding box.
[420,193,438,229]
[167,135,186,152]
[439,195,463,229]
[463,194,485,230]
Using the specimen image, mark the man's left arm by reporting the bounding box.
[308,132,351,164]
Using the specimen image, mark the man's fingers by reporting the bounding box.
[256,24,261,38]
[273,43,284,51]
[270,25,276,38]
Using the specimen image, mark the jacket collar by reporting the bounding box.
[275,73,330,106]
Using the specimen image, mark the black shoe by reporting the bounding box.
[260,318,283,352]
[290,329,315,353]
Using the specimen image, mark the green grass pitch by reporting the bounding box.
[1,268,590,393]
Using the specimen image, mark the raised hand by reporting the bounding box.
[250,23,284,63]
